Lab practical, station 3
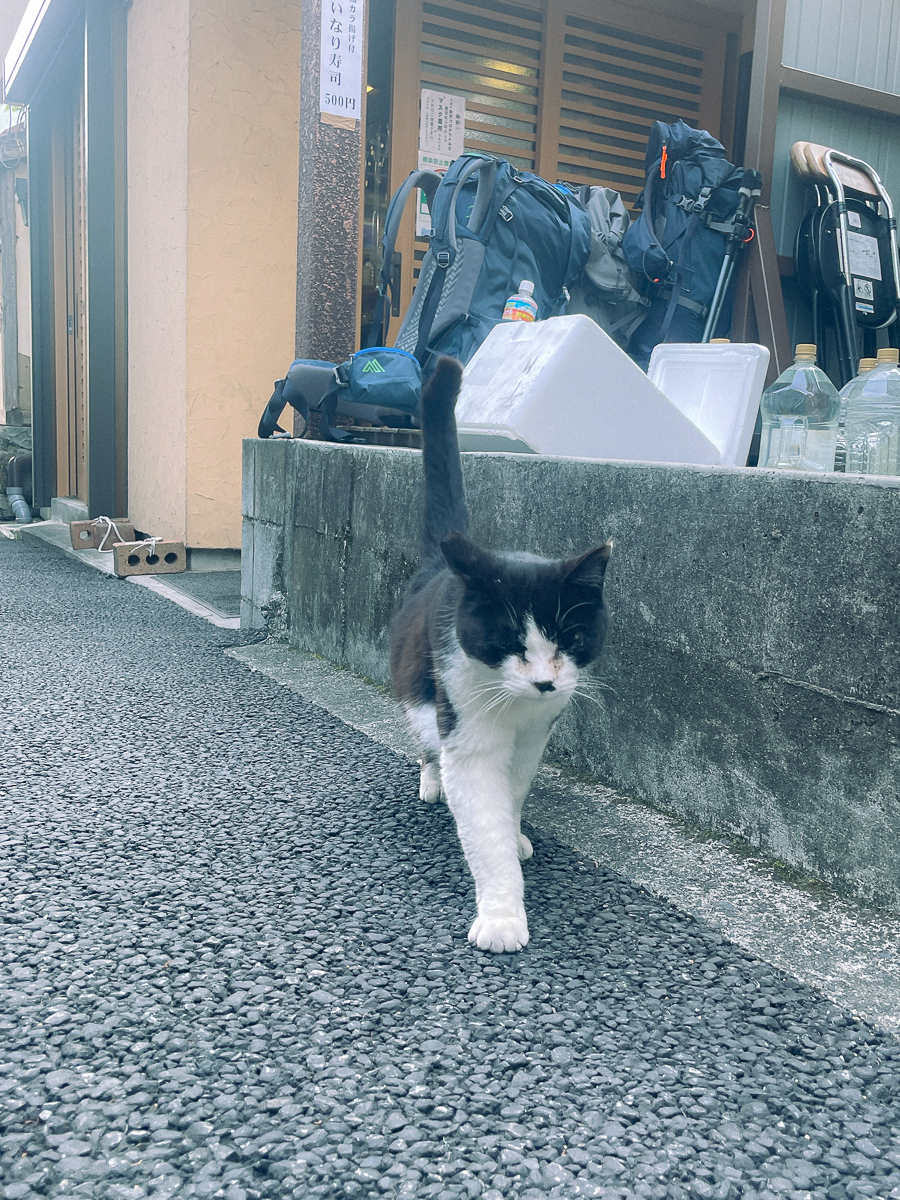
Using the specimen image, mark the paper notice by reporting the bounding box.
[415,150,452,237]
[320,0,363,120]
[419,89,466,157]
[847,231,882,281]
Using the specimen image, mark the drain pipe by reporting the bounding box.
[6,452,32,523]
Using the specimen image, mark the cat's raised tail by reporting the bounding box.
[420,356,469,567]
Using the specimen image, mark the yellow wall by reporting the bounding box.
[186,0,301,548]
[127,0,300,547]
[126,0,190,541]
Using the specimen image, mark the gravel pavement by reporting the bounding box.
[1,535,899,1200]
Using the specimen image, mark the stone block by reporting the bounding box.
[112,540,186,577]
[70,519,134,551]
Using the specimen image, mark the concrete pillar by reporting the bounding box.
[295,0,362,365]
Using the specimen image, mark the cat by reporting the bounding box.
[390,356,613,953]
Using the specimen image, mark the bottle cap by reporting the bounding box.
[794,343,817,361]
[876,347,899,363]
[518,280,535,296]
[709,338,730,344]
[859,358,877,371]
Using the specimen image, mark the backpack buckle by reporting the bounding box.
[676,186,713,215]
[499,205,513,222]
[435,250,450,268]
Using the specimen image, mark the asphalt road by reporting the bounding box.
[1,535,899,1200]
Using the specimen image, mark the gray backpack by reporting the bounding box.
[565,185,649,347]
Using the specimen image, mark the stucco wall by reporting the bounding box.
[127,0,190,541]
[185,0,300,548]
[126,0,299,546]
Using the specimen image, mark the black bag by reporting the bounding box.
[258,347,423,441]
[622,120,761,367]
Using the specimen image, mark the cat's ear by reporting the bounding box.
[440,531,497,581]
[563,540,613,588]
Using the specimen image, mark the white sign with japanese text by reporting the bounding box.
[320,0,363,120]
[415,91,466,235]
[415,150,452,237]
[419,89,466,157]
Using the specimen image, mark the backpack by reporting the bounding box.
[564,185,649,348]
[258,346,422,441]
[370,154,592,375]
[622,120,762,367]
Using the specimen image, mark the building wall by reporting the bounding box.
[771,93,900,258]
[782,0,900,95]
[127,0,300,547]
[15,163,30,360]
[126,0,190,540]
[770,0,900,346]
[185,0,300,548]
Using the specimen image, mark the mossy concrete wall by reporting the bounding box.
[242,437,900,913]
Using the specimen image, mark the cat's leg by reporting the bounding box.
[440,746,528,953]
[419,757,443,803]
[403,704,444,802]
[509,726,554,862]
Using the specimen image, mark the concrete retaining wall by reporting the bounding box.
[242,437,900,912]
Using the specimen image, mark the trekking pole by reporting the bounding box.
[701,175,762,342]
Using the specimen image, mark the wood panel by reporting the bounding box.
[386,0,737,328]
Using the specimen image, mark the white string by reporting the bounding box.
[90,515,127,552]
[126,536,161,560]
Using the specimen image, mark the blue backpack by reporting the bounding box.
[622,120,761,367]
[369,155,592,374]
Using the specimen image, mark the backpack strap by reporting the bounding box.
[562,192,589,289]
[656,211,704,342]
[258,378,291,438]
[413,155,499,365]
[638,157,670,281]
[447,155,498,253]
[369,169,442,347]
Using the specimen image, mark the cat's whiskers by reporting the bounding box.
[558,600,596,630]
[576,674,618,697]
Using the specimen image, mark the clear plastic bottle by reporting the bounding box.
[759,343,840,472]
[834,357,877,472]
[502,279,538,322]
[844,347,900,476]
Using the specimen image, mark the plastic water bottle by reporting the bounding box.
[502,280,538,322]
[844,347,900,476]
[759,344,840,472]
[834,357,877,471]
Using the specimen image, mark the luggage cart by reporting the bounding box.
[792,141,900,386]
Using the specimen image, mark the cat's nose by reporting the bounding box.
[533,680,555,693]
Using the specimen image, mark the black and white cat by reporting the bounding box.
[390,356,612,953]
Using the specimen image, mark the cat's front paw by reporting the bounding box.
[517,833,533,861]
[419,760,443,803]
[468,909,529,953]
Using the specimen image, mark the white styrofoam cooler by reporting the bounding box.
[455,315,721,465]
[647,341,770,466]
